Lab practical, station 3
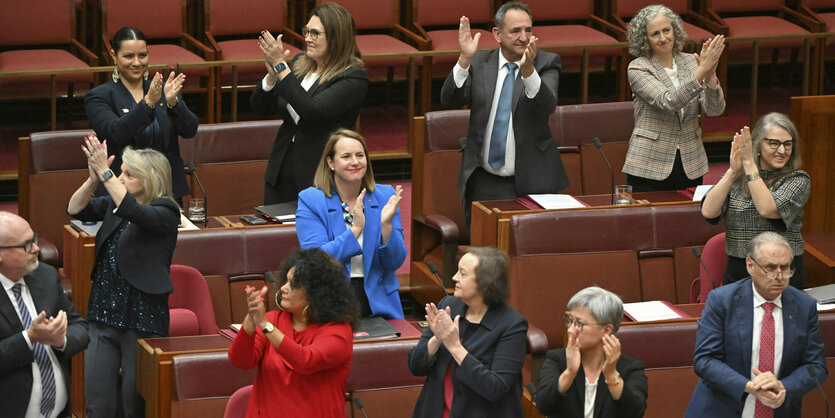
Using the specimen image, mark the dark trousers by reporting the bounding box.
[464,167,517,232]
[723,254,806,289]
[264,142,300,205]
[351,277,373,317]
[627,150,702,192]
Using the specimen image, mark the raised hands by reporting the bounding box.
[565,325,581,374]
[163,70,186,108]
[244,285,269,329]
[350,189,367,238]
[380,185,403,226]
[694,35,724,86]
[519,36,539,78]
[145,72,163,108]
[730,126,755,175]
[259,31,291,72]
[81,134,114,180]
[457,16,481,69]
[601,334,622,377]
[425,302,460,348]
[27,310,68,347]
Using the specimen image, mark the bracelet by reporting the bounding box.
[746,172,761,182]
[166,99,178,109]
[605,372,621,385]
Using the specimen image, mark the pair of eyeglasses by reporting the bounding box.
[764,138,793,150]
[0,233,38,253]
[302,27,325,40]
[752,258,795,280]
[563,314,600,331]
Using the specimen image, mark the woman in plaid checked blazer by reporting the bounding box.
[623,5,725,192]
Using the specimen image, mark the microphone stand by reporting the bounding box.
[592,137,615,205]
[185,161,207,225]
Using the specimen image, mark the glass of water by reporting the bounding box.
[614,185,633,205]
[187,198,206,222]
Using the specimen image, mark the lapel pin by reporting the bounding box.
[122,108,129,113]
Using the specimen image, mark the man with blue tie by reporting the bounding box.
[685,231,827,417]
[440,1,568,229]
[0,212,89,418]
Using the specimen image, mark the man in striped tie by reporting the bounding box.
[685,231,827,417]
[0,211,89,417]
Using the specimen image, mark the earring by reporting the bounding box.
[274,290,285,311]
[112,68,120,83]
[143,70,149,80]
[303,305,310,318]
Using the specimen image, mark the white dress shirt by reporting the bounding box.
[1,273,68,418]
[742,283,784,418]
[452,53,541,176]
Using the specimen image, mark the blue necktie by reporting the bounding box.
[12,283,56,418]
[489,62,517,170]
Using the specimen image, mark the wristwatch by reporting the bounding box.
[100,169,115,182]
[262,322,275,334]
[273,62,287,73]
[605,372,622,385]
[746,172,761,182]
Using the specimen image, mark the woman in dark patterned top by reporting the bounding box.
[701,112,810,288]
[68,136,179,417]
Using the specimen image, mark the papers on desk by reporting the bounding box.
[817,303,835,312]
[623,301,688,322]
[692,185,712,201]
[805,283,835,304]
[179,213,200,230]
[527,194,586,210]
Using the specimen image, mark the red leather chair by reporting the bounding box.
[690,232,727,303]
[800,0,835,92]
[610,0,725,47]
[100,0,216,121]
[203,0,302,122]
[0,0,98,129]
[223,385,252,418]
[169,264,220,336]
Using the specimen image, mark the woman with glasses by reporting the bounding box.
[67,136,179,416]
[228,248,359,417]
[409,247,528,418]
[623,5,725,192]
[701,112,810,288]
[252,2,369,205]
[536,286,648,418]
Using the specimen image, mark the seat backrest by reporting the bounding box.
[414,0,493,27]
[805,0,835,10]
[710,0,785,14]
[325,0,397,30]
[223,385,253,418]
[696,232,727,302]
[0,0,73,47]
[618,321,699,368]
[171,352,254,402]
[614,0,689,19]
[102,0,184,40]
[524,0,593,22]
[169,264,220,335]
[206,0,288,37]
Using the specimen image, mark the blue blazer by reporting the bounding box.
[685,278,827,417]
[295,185,406,318]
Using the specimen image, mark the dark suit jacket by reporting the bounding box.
[70,192,180,295]
[250,55,369,197]
[685,278,827,417]
[408,296,528,417]
[536,349,648,418]
[0,263,89,418]
[295,185,407,319]
[440,48,568,202]
[84,79,199,198]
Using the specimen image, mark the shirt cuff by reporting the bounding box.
[262,76,276,92]
[21,330,33,350]
[54,336,67,351]
[453,62,469,88]
[522,69,541,98]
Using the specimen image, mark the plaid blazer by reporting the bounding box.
[623,53,725,181]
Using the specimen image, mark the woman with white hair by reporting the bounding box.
[536,286,647,418]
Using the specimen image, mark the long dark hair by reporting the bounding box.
[111,26,147,54]
[292,2,363,83]
[277,248,360,329]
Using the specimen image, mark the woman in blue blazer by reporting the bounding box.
[295,129,406,319]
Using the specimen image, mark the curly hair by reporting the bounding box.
[277,248,360,329]
[627,5,687,58]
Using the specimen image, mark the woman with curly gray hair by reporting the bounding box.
[622,4,725,192]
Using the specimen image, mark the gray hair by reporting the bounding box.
[733,112,803,199]
[567,286,624,333]
[747,231,792,262]
[494,1,532,31]
[627,4,687,58]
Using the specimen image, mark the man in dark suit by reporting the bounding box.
[441,1,568,228]
[685,231,827,418]
[0,211,89,417]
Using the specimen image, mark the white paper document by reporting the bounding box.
[527,194,586,209]
[623,301,684,322]
[692,185,712,201]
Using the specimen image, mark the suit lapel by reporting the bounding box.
[0,284,23,331]
[326,192,345,240]
[24,275,48,315]
[734,283,755,374]
[483,50,499,109]
[778,291,799,377]
[362,191,381,276]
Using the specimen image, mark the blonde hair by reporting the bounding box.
[312,129,375,198]
[121,147,175,204]
[292,2,363,84]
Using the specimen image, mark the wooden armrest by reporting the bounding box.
[781,6,825,32]
[589,14,624,39]
[394,24,427,47]
[182,33,215,58]
[204,32,222,53]
[412,23,432,49]
[685,11,727,36]
[70,39,98,65]
[422,214,460,243]
[527,324,549,354]
[282,28,305,48]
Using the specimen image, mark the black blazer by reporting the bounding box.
[250,55,369,195]
[536,348,648,418]
[440,48,569,202]
[70,193,180,295]
[408,296,528,418]
[84,79,199,198]
[0,263,89,418]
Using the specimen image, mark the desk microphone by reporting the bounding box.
[264,271,276,287]
[426,262,450,296]
[807,365,829,418]
[353,396,369,418]
[185,161,207,222]
[526,383,537,403]
[592,137,615,205]
[691,246,717,291]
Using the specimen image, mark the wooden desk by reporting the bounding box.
[470,191,696,249]
[805,233,835,287]
[137,320,422,418]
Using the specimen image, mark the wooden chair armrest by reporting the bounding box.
[182,33,215,59]
[204,32,222,54]
[417,214,460,243]
[685,11,727,35]
[394,24,427,47]
[70,39,98,65]
[780,6,825,32]
[412,23,432,49]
